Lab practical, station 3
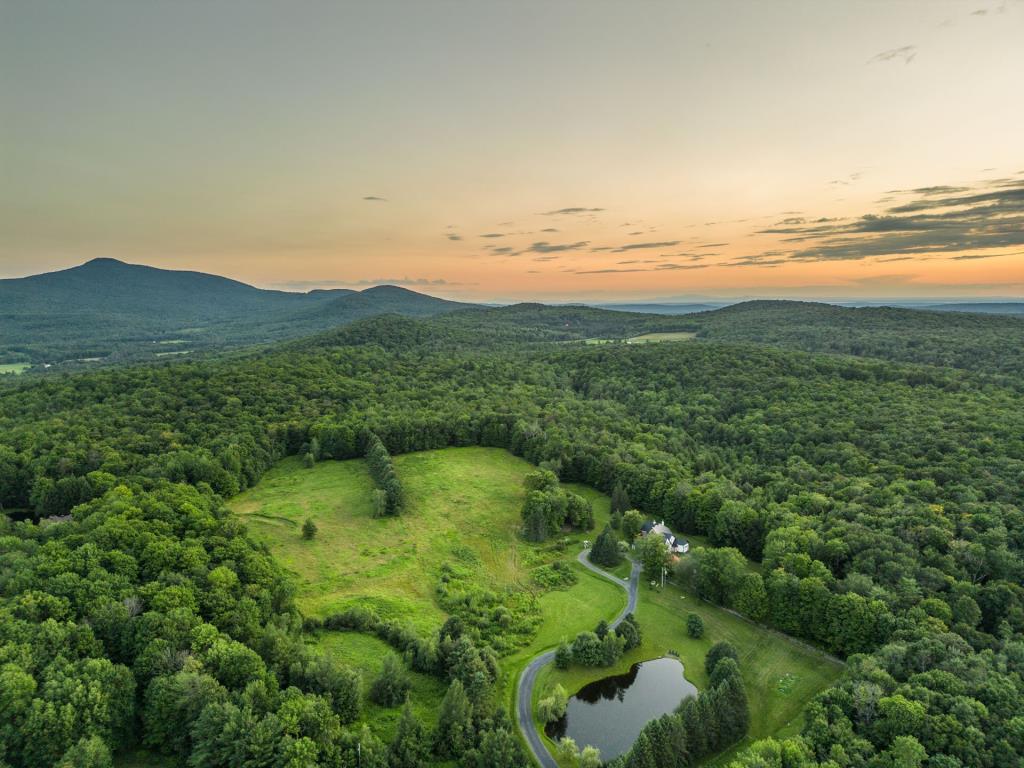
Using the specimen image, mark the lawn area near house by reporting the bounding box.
[533,557,844,765]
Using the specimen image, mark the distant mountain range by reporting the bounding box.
[3,258,1022,371]
[0,259,473,364]
[589,302,725,315]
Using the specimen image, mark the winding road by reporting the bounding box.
[516,550,641,767]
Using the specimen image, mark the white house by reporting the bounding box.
[640,520,689,554]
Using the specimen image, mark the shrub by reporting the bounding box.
[554,643,572,670]
[301,518,318,540]
[687,613,705,638]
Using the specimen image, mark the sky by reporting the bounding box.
[2,0,1023,302]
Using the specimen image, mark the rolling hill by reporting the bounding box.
[0,259,474,365]
[683,299,1024,377]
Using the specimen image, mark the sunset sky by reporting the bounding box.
[2,0,1022,302]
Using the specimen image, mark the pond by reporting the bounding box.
[545,656,697,761]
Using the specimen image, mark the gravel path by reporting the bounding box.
[515,550,641,767]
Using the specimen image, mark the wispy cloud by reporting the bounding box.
[362,195,388,202]
[868,45,917,64]
[540,207,605,215]
[446,233,463,241]
[522,240,590,254]
[479,233,505,238]
[610,240,681,253]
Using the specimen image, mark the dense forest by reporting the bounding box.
[684,300,1024,379]
[1,307,1023,767]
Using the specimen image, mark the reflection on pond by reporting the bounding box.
[545,656,697,761]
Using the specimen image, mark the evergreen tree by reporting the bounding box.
[600,631,625,665]
[709,656,740,689]
[687,613,705,638]
[389,700,428,768]
[590,524,622,567]
[618,613,642,650]
[462,721,527,768]
[625,730,657,768]
[434,679,474,759]
[301,518,318,540]
[611,482,632,515]
[705,641,738,676]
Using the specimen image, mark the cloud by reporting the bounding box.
[540,207,605,215]
[446,234,463,241]
[491,246,514,254]
[745,177,1024,264]
[951,252,1021,261]
[540,227,559,233]
[611,240,681,253]
[699,242,727,248]
[868,45,917,64]
[522,240,590,254]
[574,262,709,275]
[575,268,646,274]
[362,195,388,201]
[479,233,505,238]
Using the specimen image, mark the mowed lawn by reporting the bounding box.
[535,566,844,765]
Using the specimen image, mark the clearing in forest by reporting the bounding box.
[229,446,841,758]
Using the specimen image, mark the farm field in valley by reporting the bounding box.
[0,363,31,375]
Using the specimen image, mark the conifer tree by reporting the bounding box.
[434,678,474,758]
[389,700,428,768]
[590,524,622,567]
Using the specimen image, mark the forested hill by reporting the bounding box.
[0,258,475,364]
[685,299,1024,377]
[1,314,1023,766]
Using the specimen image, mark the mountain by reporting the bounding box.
[0,259,474,364]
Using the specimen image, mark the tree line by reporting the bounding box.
[364,431,405,516]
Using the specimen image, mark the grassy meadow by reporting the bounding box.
[0,363,31,375]
[229,447,841,763]
[229,447,627,745]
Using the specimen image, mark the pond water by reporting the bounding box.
[545,656,698,761]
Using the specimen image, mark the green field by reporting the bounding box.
[583,331,697,345]
[229,447,841,763]
[0,363,31,375]
[626,331,697,343]
[534,561,844,766]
